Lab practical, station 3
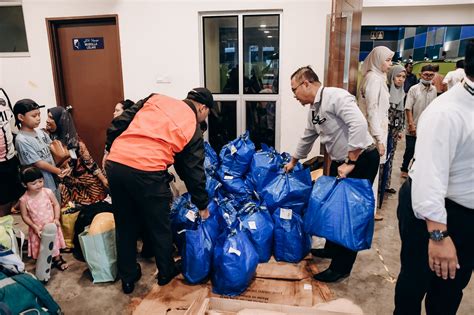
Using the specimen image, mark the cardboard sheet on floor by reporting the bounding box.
[133,260,333,314]
[211,278,313,307]
[186,297,362,315]
[132,278,206,315]
[255,259,311,280]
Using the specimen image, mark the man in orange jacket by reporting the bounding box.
[105,88,214,294]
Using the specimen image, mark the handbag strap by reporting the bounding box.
[0,88,13,112]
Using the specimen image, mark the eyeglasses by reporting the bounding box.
[291,81,305,94]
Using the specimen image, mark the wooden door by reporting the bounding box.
[47,16,124,163]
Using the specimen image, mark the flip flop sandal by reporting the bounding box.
[52,256,69,271]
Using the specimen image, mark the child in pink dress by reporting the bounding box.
[19,166,68,270]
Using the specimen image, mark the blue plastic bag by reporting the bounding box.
[211,228,259,296]
[216,168,252,196]
[273,208,311,263]
[204,141,219,175]
[241,204,274,263]
[219,131,256,178]
[246,145,284,195]
[182,215,219,284]
[304,176,375,251]
[170,193,198,252]
[261,167,312,214]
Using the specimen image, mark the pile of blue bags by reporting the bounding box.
[171,131,375,296]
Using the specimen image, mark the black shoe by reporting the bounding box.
[157,260,182,286]
[311,248,332,259]
[313,268,349,283]
[385,188,397,194]
[122,263,142,294]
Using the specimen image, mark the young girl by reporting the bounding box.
[19,166,68,271]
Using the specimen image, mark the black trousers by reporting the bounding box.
[323,146,380,274]
[394,180,474,315]
[401,135,416,173]
[106,161,174,283]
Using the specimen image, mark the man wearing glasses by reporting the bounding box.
[284,66,380,282]
[400,64,437,178]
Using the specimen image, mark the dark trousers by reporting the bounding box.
[323,147,380,274]
[394,180,474,315]
[401,135,416,173]
[106,161,174,283]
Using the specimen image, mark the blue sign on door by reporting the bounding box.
[72,37,104,50]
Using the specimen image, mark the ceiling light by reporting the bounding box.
[264,30,270,34]
[267,35,273,38]
[260,24,267,28]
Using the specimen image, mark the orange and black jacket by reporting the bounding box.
[105,94,208,210]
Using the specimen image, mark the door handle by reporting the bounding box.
[65,105,73,112]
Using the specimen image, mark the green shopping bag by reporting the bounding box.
[78,226,117,283]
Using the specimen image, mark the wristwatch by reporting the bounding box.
[428,229,449,241]
[344,157,357,165]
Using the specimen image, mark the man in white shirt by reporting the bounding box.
[394,40,474,315]
[443,59,466,90]
[284,66,380,283]
[400,65,437,178]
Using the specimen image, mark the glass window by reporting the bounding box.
[246,100,276,149]
[243,15,280,94]
[208,101,237,153]
[0,5,29,54]
[203,16,238,94]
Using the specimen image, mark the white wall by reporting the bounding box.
[362,3,474,26]
[1,0,331,156]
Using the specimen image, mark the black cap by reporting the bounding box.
[186,87,214,109]
[13,99,45,118]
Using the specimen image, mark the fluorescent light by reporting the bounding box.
[264,30,270,34]
[260,24,267,28]
[267,35,273,38]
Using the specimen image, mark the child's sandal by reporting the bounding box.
[52,255,69,271]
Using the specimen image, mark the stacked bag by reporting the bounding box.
[171,131,313,296]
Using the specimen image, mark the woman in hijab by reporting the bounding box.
[358,46,394,221]
[385,65,406,195]
[46,107,108,207]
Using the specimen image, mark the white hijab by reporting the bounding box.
[361,46,395,78]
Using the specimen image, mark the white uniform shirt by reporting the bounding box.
[410,77,474,224]
[294,86,373,162]
[0,99,16,162]
[443,68,466,90]
[404,82,437,135]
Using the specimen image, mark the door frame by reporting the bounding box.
[46,14,124,107]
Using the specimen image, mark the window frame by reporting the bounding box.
[0,1,30,57]
[199,10,282,150]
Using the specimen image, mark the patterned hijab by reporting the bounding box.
[388,65,406,106]
[48,107,79,150]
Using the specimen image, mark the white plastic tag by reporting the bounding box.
[230,145,237,155]
[304,284,312,291]
[248,221,257,230]
[280,208,293,220]
[185,210,196,222]
[229,247,241,256]
[224,175,234,180]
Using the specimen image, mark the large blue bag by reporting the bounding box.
[219,131,256,178]
[216,168,251,196]
[246,145,284,194]
[261,167,312,214]
[241,204,274,263]
[182,215,219,284]
[273,208,311,263]
[204,141,219,175]
[304,176,375,251]
[170,193,198,252]
[211,228,259,296]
